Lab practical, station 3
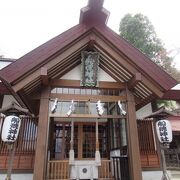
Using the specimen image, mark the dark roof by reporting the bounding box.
[0,24,89,83]
[0,57,16,62]
[145,106,178,119]
[0,82,11,95]
[161,90,180,100]
[0,21,177,90]
[0,0,177,112]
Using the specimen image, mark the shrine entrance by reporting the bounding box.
[50,121,108,160]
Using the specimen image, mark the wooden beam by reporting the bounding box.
[50,79,125,89]
[12,35,90,92]
[50,93,127,102]
[100,57,127,82]
[0,95,4,108]
[94,37,165,96]
[100,61,125,82]
[0,78,27,109]
[50,58,80,79]
[161,90,180,100]
[49,114,124,119]
[41,67,49,85]
[126,88,142,180]
[136,94,157,111]
[128,73,142,90]
[0,82,11,95]
[18,90,38,115]
[33,86,50,180]
[141,76,164,98]
[94,37,138,74]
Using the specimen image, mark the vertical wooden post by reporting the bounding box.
[126,89,142,180]
[69,119,75,164]
[70,120,74,150]
[96,119,99,151]
[95,119,101,165]
[33,86,50,180]
[5,143,16,180]
[78,124,83,159]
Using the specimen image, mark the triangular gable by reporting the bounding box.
[0,26,176,93]
[0,0,177,114]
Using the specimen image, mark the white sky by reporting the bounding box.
[0,0,180,70]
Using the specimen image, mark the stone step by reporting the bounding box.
[168,170,180,180]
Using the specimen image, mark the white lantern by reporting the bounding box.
[1,115,21,143]
[156,119,172,144]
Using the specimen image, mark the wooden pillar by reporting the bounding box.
[33,86,50,180]
[96,119,99,151]
[69,119,75,164]
[95,119,101,165]
[126,89,142,180]
[70,120,74,150]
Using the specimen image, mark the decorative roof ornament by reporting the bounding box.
[0,101,32,116]
[79,0,109,25]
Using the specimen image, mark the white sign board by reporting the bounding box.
[1,115,21,143]
[156,120,172,143]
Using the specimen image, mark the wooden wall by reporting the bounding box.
[0,117,160,170]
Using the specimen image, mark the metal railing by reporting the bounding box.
[165,149,180,168]
[112,156,130,180]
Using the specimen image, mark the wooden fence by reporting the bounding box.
[165,149,180,168]
[0,116,37,170]
[137,119,160,168]
[99,159,113,179]
[112,156,130,180]
[47,160,70,180]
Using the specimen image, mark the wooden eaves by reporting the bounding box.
[0,0,177,114]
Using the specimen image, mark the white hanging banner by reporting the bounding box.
[96,100,104,116]
[118,100,126,115]
[1,115,21,143]
[51,98,58,113]
[67,100,74,116]
[156,119,172,144]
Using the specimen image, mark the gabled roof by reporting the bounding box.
[0,0,177,113]
[0,57,16,63]
[0,24,89,84]
[145,106,178,119]
[162,90,180,100]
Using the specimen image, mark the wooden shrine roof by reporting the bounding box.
[0,0,177,113]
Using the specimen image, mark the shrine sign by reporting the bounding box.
[81,51,99,87]
[156,119,172,144]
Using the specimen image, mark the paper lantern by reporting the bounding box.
[156,119,172,143]
[1,115,21,143]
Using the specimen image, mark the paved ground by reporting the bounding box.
[169,170,180,180]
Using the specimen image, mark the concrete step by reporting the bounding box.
[168,170,180,180]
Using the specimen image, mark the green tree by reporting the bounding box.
[119,13,180,82]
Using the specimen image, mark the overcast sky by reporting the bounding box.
[0,0,180,69]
